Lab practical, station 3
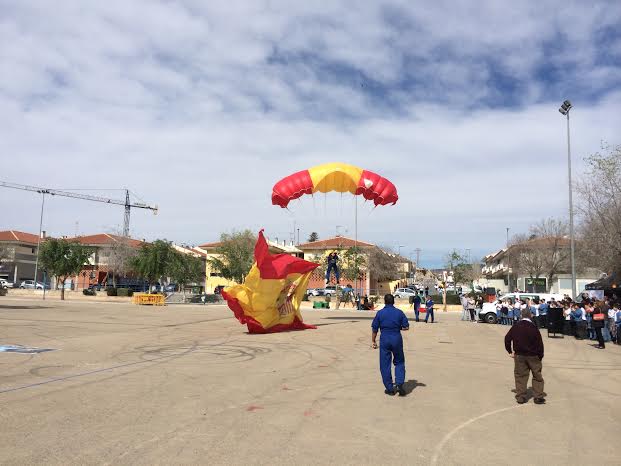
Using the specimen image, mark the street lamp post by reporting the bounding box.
[559,100,577,299]
[33,190,48,290]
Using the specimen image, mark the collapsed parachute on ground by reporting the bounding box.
[222,230,318,334]
[271,162,398,208]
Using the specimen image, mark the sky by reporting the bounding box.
[1,1,620,268]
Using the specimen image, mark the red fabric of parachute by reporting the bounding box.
[271,170,313,208]
[254,230,318,279]
[356,170,398,206]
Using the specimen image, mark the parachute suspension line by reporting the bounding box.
[354,194,359,307]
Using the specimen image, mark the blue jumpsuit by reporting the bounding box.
[372,305,409,391]
[413,295,421,321]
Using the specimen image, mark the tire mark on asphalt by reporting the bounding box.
[0,342,198,395]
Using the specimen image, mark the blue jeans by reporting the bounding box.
[425,308,434,323]
[414,304,420,321]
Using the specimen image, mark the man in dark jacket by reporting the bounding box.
[504,308,545,404]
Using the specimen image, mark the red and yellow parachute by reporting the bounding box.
[272,162,398,208]
[222,231,318,334]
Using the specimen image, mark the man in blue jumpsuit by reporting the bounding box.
[413,294,422,322]
[372,294,409,396]
[424,296,435,323]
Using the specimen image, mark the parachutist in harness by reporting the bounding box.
[325,252,340,285]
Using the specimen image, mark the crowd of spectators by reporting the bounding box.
[493,294,621,349]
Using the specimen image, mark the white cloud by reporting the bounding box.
[0,0,619,266]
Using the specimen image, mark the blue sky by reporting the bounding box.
[0,1,620,268]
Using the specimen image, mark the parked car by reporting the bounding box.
[0,278,14,289]
[307,288,325,297]
[164,283,178,293]
[19,280,50,290]
[394,287,417,299]
[323,285,343,297]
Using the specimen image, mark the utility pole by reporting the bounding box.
[506,227,511,293]
[414,248,421,284]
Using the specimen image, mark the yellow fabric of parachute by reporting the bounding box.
[230,266,312,330]
[308,162,363,195]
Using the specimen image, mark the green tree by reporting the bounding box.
[130,240,176,292]
[307,232,319,242]
[208,230,255,284]
[168,252,205,295]
[39,238,92,300]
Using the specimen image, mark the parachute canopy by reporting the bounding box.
[272,162,398,208]
[222,230,318,334]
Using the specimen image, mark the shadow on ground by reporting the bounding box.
[0,305,49,310]
[403,379,426,395]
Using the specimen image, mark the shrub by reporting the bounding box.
[106,287,118,296]
[0,288,7,296]
[83,289,96,296]
[116,288,131,297]
[302,293,309,301]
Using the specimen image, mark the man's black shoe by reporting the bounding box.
[396,385,406,397]
[384,389,395,396]
[534,398,546,405]
[516,398,527,404]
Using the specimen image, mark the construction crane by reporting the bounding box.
[0,181,158,237]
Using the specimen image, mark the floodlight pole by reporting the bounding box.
[559,101,577,299]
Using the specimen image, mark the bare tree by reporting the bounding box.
[507,218,570,292]
[107,234,137,287]
[368,247,399,282]
[0,244,11,264]
[576,143,621,276]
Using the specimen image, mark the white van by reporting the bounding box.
[478,292,565,324]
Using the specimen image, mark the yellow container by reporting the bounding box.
[132,293,166,306]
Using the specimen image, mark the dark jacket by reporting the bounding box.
[504,319,544,359]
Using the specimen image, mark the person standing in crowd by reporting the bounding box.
[461,294,469,321]
[425,295,435,323]
[538,299,549,329]
[371,294,409,396]
[530,299,540,328]
[501,300,510,325]
[413,293,422,322]
[424,286,429,297]
[572,303,587,340]
[504,308,546,405]
[468,296,476,322]
[592,305,607,349]
[609,302,619,344]
[614,303,621,345]
[513,300,521,325]
[475,295,484,321]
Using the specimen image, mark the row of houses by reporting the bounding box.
[481,237,602,295]
[0,230,414,294]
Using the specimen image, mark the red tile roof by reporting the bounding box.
[71,233,144,248]
[297,236,375,250]
[0,230,40,244]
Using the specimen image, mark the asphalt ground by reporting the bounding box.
[0,298,619,465]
